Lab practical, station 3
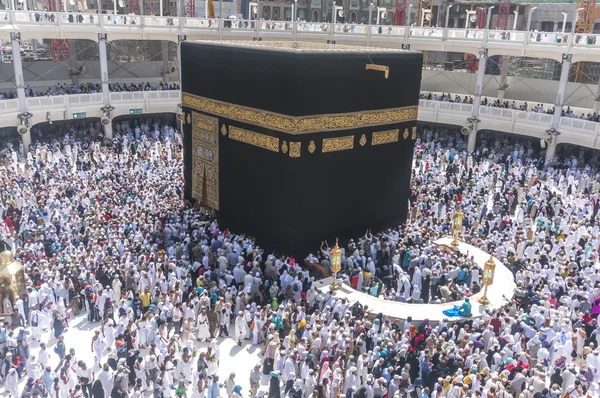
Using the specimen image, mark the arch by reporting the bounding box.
[106,39,177,74]
[298,8,306,21]
[384,12,392,24]
[312,9,319,22]
[350,11,357,22]
[273,7,281,20]
[569,61,600,84]
[30,118,103,145]
[263,7,270,19]
[31,118,101,131]
[112,112,177,126]
[501,56,562,81]
[284,7,292,21]
[0,127,19,150]
[416,123,469,149]
[360,12,367,24]
[555,142,599,166]
[475,129,546,155]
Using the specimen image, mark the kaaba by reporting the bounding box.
[181,41,422,257]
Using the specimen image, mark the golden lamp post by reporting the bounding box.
[330,238,342,291]
[0,250,25,306]
[450,208,464,246]
[479,255,496,305]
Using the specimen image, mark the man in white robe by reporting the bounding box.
[234,311,247,347]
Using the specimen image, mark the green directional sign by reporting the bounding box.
[73,112,87,119]
[129,107,143,115]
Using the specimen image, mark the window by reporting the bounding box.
[564,22,572,32]
[594,22,600,33]
[540,21,554,32]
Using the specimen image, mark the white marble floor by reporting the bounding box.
[314,237,516,323]
[10,315,269,397]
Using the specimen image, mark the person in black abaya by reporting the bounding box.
[407,351,420,382]
[91,379,104,398]
[284,375,294,396]
[268,371,281,398]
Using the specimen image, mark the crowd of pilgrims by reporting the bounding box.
[0,82,180,100]
[419,92,600,122]
[1,119,600,398]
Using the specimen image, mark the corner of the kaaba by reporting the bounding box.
[181,40,423,261]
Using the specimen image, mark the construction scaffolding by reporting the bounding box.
[129,0,141,15]
[571,0,597,82]
[476,6,487,29]
[392,0,405,26]
[47,0,70,61]
[417,0,432,27]
[496,0,510,30]
[185,0,196,17]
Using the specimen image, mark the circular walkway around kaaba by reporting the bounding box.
[314,237,516,325]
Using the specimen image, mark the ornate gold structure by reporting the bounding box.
[412,126,417,139]
[229,127,280,152]
[330,238,342,291]
[182,93,418,135]
[359,134,367,146]
[479,256,496,305]
[281,141,288,154]
[451,208,464,246]
[0,251,25,306]
[403,129,409,139]
[365,63,389,79]
[192,112,220,210]
[322,136,354,153]
[308,141,316,153]
[289,142,301,158]
[372,129,400,145]
[220,124,228,135]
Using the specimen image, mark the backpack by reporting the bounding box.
[292,283,299,292]
[563,387,576,398]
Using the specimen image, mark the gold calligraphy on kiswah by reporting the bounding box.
[322,136,354,153]
[229,127,280,152]
[372,129,399,145]
[183,93,418,135]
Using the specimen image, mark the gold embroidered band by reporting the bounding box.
[322,136,354,153]
[372,129,400,145]
[229,127,280,152]
[183,93,418,135]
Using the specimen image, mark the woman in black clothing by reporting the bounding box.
[550,368,563,391]
[91,379,104,398]
[268,371,281,398]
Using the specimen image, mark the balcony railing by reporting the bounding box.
[1,9,599,54]
[0,90,597,150]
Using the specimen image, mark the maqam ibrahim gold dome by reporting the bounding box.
[0,250,23,275]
